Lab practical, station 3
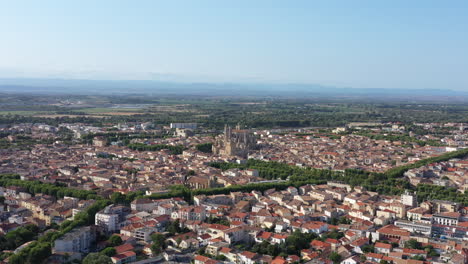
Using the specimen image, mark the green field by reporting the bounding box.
[73,107,146,113]
[0,111,54,116]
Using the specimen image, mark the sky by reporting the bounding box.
[0,0,467,90]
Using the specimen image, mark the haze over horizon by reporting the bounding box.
[1,0,468,91]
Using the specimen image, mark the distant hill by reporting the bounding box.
[0,78,467,100]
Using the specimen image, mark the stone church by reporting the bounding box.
[212,124,258,158]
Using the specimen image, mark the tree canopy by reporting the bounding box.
[82,253,113,264]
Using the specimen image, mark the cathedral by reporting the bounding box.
[212,124,258,158]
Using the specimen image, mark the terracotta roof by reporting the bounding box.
[403,248,426,255]
[240,251,257,259]
[257,231,272,239]
[271,256,286,264]
[377,224,410,237]
[366,252,384,259]
[220,247,232,253]
[194,255,210,262]
[310,240,331,249]
[351,237,369,247]
[112,251,136,260]
[272,233,288,239]
[207,224,230,231]
[115,243,134,254]
[375,242,392,249]
[325,238,340,244]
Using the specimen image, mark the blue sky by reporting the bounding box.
[0,0,467,90]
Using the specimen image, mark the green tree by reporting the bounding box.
[110,192,126,205]
[267,244,279,256]
[329,251,342,264]
[101,247,116,257]
[151,242,163,255]
[404,239,422,249]
[151,233,166,249]
[27,242,51,263]
[107,235,123,247]
[168,220,181,235]
[0,224,39,251]
[362,244,374,253]
[410,255,425,261]
[196,143,213,153]
[82,253,112,264]
[7,254,26,264]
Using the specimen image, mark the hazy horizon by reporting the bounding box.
[1,78,468,101]
[0,76,466,92]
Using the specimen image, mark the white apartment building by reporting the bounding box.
[394,220,432,236]
[53,226,96,253]
[401,190,418,207]
[95,204,130,233]
[432,212,460,226]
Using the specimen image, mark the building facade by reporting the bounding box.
[53,226,96,253]
[170,123,198,129]
[212,124,257,158]
[95,204,131,233]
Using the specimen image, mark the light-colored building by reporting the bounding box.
[175,128,194,138]
[406,207,428,222]
[93,136,108,147]
[394,220,432,236]
[432,212,460,226]
[432,200,460,213]
[130,198,156,212]
[374,242,392,254]
[170,123,198,129]
[134,227,158,242]
[172,206,206,221]
[95,205,130,233]
[401,190,417,207]
[212,124,257,158]
[53,226,96,253]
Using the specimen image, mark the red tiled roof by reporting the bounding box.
[271,256,286,264]
[257,231,272,239]
[375,242,392,249]
[377,224,410,237]
[366,252,384,259]
[310,240,331,249]
[194,255,210,262]
[220,247,231,253]
[115,243,134,254]
[351,237,369,247]
[112,251,136,260]
[325,238,340,244]
[272,233,288,239]
[403,248,426,255]
[240,251,257,259]
[207,224,230,231]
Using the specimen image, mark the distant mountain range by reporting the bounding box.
[0,78,467,100]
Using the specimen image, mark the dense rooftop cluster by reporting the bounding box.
[0,121,467,264]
